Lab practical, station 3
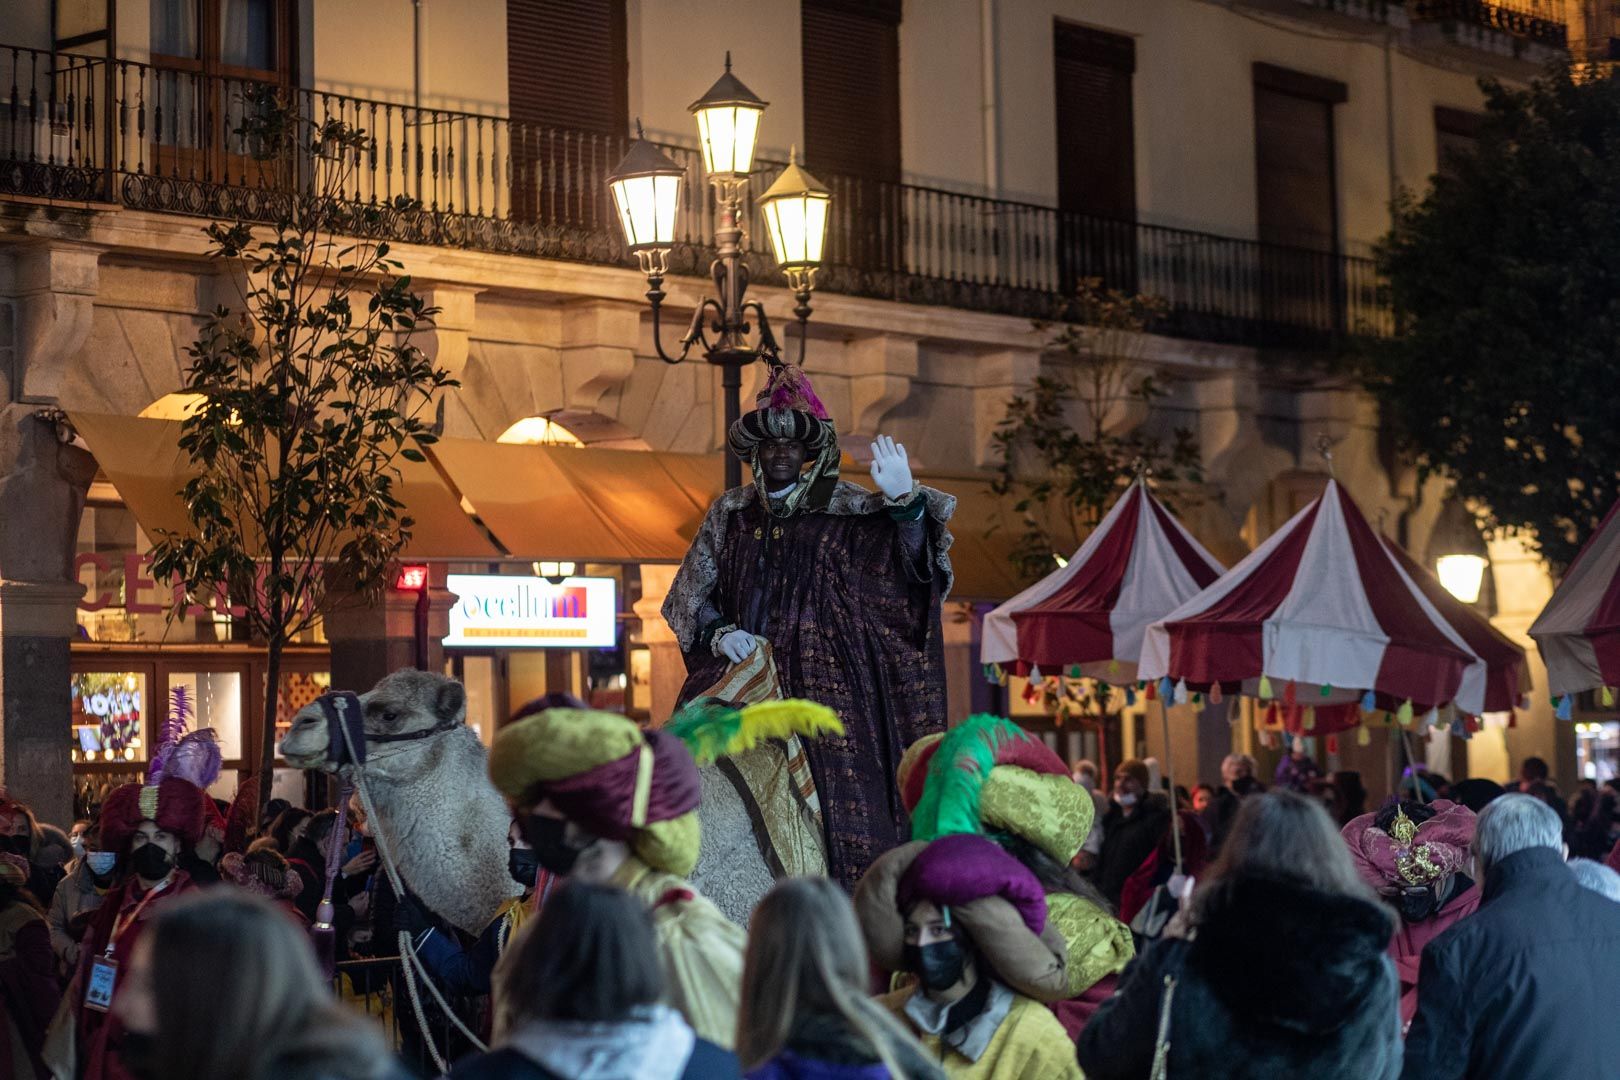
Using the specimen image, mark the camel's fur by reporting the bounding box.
[279,670,519,935]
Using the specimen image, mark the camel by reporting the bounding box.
[278,669,520,936]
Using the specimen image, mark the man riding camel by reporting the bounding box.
[663,361,955,890]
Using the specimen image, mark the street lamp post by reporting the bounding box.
[607,55,830,490]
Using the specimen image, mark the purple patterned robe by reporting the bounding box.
[665,481,953,890]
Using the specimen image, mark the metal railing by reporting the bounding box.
[1409,0,1570,47]
[0,44,1391,348]
[334,954,485,1078]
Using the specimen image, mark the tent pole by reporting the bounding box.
[1400,728,1428,804]
[1160,698,1184,872]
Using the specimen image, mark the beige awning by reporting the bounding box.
[69,412,499,559]
[426,438,721,562]
[429,438,1030,599]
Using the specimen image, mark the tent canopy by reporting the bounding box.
[1531,500,1620,700]
[981,480,1222,683]
[1141,480,1488,716]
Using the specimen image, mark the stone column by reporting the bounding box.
[322,565,457,695]
[633,563,686,724]
[0,241,101,825]
[0,407,96,826]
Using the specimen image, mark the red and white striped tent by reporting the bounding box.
[1140,479,1494,724]
[980,480,1224,684]
[1530,500,1620,706]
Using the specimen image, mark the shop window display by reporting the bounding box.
[71,672,147,764]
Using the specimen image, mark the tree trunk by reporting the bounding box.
[259,630,285,822]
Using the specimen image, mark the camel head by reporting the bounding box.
[280,669,466,771]
[279,669,520,935]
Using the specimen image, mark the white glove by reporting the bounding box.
[1167,873,1195,906]
[869,434,913,500]
[718,628,759,665]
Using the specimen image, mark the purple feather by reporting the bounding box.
[147,684,196,784]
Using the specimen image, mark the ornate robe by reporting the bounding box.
[664,480,953,889]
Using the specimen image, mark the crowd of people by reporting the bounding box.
[4,709,1620,1080]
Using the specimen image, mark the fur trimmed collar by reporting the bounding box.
[1187,876,1394,1036]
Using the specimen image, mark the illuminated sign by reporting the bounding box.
[393,565,430,592]
[444,574,617,649]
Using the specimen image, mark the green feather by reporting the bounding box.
[910,714,1024,841]
[663,697,745,765]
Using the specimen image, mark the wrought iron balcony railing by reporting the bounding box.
[1409,0,1569,48]
[0,44,1390,349]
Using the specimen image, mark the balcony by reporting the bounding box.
[1234,0,1409,37]
[0,44,1388,351]
[1408,0,1569,69]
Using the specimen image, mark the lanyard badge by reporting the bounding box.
[84,955,118,1012]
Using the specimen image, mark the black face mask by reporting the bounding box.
[519,814,587,877]
[0,835,29,856]
[1395,886,1439,923]
[119,1030,160,1080]
[508,849,540,889]
[902,939,966,993]
[130,843,174,882]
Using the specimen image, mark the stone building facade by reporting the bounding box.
[0,0,1579,824]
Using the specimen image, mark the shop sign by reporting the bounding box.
[444,574,617,649]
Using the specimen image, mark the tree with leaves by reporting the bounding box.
[149,88,457,815]
[1368,63,1620,570]
[992,279,1202,581]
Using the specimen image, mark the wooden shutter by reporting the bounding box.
[1253,64,1345,254]
[1434,106,1482,181]
[1054,22,1135,221]
[507,0,627,135]
[801,0,901,183]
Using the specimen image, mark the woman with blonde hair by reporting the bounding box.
[740,878,942,1080]
[1078,790,1401,1080]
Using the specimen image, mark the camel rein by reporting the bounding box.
[330,698,489,1072]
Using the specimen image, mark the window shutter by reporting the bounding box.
[801,0,901,183]
[506,0,627,135]
[1054,21,1135,221]
[1253,65,1343,253]
[1434,106,1483,181]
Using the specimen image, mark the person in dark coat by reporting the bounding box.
[1401,794,1620,1080]
[1095,760,1172,906]
[448,883,738,1080]
[1079,791,1401,1080]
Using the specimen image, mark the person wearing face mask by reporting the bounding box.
[48,823,117,978]
[868,835,1080,1079]
[1095,760,1171,907]
[396,820,537,997]
[66,778,209,1080]
[1341,799,1480,1029]
[0,799,70,910]
[489,698,746,1049]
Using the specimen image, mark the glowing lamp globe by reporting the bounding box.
[1436,553,1487,604]
[689,56,767,179]
[758,155,831,272]
[607,135,685,259]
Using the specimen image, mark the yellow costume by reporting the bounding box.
[898,717,1134,1002]
[880,983,1084,1079]
[611,855,746,1049]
